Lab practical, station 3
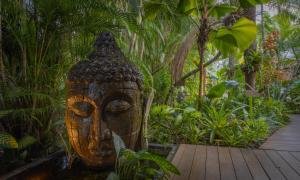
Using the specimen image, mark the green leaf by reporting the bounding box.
[0,110,13,119]
[239,0,256,7]
[142,167,162,177]
[210,18,257,56]
[112,131,126,157]
[106,172,120,180]
[210,31,238,56]
[18,135,37,149]
[207,82,227,99]
[209,4,237,19]
[0,133,18,149]
[229,18,257,51]
[144,1,164,20]
[138,151,180,175]
[177,0,196,14]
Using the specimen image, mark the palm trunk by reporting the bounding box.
[129,0,143,54]
[243,7,257,90]
[197,11,210,109]
[198,43,205,97]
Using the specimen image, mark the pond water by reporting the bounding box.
[3,144,176,180]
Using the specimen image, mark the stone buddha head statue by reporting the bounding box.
[66,32,143,168]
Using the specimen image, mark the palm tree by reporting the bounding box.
[0,0,139,153]
[242,6,258,90]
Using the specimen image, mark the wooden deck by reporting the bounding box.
[170,115,300,180]
[260,115,300,151]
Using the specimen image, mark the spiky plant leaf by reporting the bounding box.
[138,151,180,175]
[0,133,18,149]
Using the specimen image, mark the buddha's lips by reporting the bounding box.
[88,140,114,157]
[89,148,114,157]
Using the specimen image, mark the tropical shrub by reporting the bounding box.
[148,79,290,147]
[149,105,204,144]
[107,132,180,180]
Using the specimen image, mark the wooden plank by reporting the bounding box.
[291,152,300,162]
[260,115,300,152]
[173,144,196,180]
[170,144,186,179]
[189,145,206,180]
[266,150,300,180]
[262,140,300,145]
[230,148,252,180]
[253,149,285,180]
[218,147,236,180]
[206,146,220,180]
[260,144,300,151]
[240,149,269,180]
[277,151,300,175]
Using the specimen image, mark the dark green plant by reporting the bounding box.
[107,132,180,180]
[149,105,204,144]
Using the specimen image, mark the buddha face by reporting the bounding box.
[66,80,142,167]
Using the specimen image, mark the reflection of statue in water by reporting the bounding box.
[66,32,143,168]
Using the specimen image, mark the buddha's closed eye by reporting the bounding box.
[105,100,131,113]
[69,102,94,117]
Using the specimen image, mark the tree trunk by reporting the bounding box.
[243,7,257,90]
[128,0,143,54]
[197,7,209,109]
[245,71,256,90]
[198,43,205,97]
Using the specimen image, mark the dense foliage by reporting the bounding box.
[0,0,299,175]
[148,82,289,146]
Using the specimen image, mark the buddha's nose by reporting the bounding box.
[102,129,112,140]
[88,127,113,157]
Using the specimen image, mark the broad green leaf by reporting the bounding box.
[177,0,196,15]
[138,151,180,175]
[229,18,257,51]
[18,135,37,149]
[209,4,237,19]
[210,18,257,56]
[207,82,227,99]
[0,133,18,149]
[210,31,238,56]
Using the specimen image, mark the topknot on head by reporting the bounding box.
[94,32,116,49]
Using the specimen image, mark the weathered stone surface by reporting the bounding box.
[66,32,143,168]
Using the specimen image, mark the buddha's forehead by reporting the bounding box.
[67,80,139,99]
